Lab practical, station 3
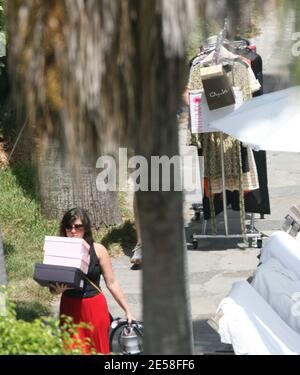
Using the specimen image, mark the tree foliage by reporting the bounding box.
[7,0,196,163]
[0,287,96,355]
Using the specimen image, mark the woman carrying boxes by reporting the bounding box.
[49,207,134,354]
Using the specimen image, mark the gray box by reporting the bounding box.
[33,264,85,290]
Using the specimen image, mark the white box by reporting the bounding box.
[43,255,90,274]
[43,247,90,263]
[43,236,91,274]
[44,236,90,255]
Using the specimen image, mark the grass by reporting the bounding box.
[0,163,136,322]
[0,164,58,319]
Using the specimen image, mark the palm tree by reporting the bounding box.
[7,1,122,227]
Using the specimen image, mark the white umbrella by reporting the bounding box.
[210,86,300,152]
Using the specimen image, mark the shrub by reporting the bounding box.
[0,287,95,355]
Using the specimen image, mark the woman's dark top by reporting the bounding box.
[63,243,102,299]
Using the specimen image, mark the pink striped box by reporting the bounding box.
[44,236,90,255]
[43,248,90,263]
[43,255,90,274]
[43,236,91,274]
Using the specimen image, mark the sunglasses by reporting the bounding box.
[65,224,84,232]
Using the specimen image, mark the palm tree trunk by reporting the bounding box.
[38,139,121,228]
[133,1,194,354]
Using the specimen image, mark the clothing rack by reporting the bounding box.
[191,133,263,248]
[190,20,263,249]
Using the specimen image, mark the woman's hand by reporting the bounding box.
[126,311,135,325]
[49,283,72,295]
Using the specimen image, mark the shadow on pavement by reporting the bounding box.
[185,208,268,251]
[192,318,234,355]
[101,220,137,258]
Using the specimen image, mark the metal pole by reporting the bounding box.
[193,233,261,239]
[250,213,255,232]
[220,132,229,236]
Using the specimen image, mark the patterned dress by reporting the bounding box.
[187,57,259,237]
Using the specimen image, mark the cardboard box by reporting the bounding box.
[43,236,90,274]
[200,64,224,80]
[33,264,86,289]
[200,66,236,110]
[43,255,90,274]
[43,247,90,262]
[44,236,90,256]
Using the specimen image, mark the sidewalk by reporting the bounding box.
[102,92,300,352]
[102,241,260,354]
[102,146,300,355]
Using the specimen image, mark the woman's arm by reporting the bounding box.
[94,243,135,323]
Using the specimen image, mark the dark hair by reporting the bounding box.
[59,208,94,246]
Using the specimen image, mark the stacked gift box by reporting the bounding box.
[33,236,90,290]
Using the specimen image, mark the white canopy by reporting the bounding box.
[210,86,300,152]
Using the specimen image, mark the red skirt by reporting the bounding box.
[60,293,110,354]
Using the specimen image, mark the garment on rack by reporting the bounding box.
[241,146,249,173]
[237,47,271,215]
[188,44,270,222]
[230,151,270,214]
[188,51,259,148]
[188,54,259,234]
[233,46,263,97]
[188,58,260,192]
